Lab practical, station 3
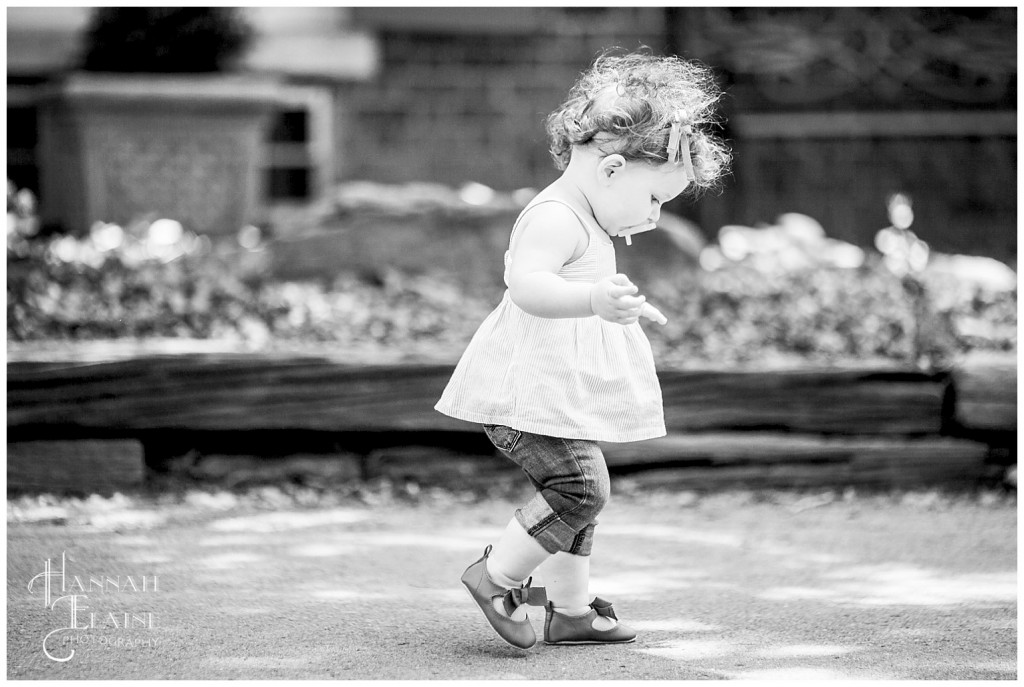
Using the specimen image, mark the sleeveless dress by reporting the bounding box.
[434,198,666,443]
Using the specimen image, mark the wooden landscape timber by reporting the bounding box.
[6,349,1014,493]
[7,355,949,434]
[951,350,1017,432]
[659,368,947,435]
[600,432,992,490]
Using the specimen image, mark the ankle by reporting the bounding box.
[485,559,522,589]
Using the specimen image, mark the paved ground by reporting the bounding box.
[6,481,1017,680]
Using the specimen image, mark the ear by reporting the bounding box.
[596,154,626,186]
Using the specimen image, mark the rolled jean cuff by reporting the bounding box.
[514,498,594,556]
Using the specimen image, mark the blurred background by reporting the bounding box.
[7,6,1017,366]
[5,7,1017,494]
[5,15,1016,678]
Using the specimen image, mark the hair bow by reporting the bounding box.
[667,113,695,181]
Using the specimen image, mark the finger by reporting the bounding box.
[607,273,633,286]
[608,283,639,298]
[615,295,646,310]
[640,302,668,325]
[607,274,637,293]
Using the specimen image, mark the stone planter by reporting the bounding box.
[37,72,281,236]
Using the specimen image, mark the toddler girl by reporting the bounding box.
[436,49,731,649]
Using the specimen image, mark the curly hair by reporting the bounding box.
[546,49,732,195]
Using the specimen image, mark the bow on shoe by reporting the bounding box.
[502,577,549,615]
[590,597,618,620]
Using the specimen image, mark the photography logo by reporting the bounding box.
[27,551,159,663]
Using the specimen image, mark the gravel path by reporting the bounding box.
[7,483,1017,680]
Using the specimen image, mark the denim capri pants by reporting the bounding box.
[482,424,611,556]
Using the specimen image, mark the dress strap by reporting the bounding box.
[508,198,600,253]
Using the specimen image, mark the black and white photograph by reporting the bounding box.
[6,5,1017,681]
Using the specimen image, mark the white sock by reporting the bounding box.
[485,518,551,621]
[553,605,591,617]
[540,551,617,630]
[486,566,521,590]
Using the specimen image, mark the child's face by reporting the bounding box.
[592,157,691,238]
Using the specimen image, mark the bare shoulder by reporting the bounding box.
[514,199,589,260]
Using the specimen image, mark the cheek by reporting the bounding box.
[613,201,648,226]
[634,198,654,220]
[612,204,642,223]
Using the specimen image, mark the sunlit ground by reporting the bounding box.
[7,485,1016,680]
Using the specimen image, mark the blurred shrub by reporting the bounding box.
[7,181,1015,367]
[646,261,920,367]
[9,235,1013,366]
[81,8,253,73]
[7,237,491,350]
[6,190,492,349]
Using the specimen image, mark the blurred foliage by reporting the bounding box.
[643,260,998,368]
[7,183,490,349]
[7,182,1015,368]
[81,8,253,73]
[647,263,914,367]
[6,236,489,350]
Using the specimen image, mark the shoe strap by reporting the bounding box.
[502,577,548,615]
[590,597,618,620]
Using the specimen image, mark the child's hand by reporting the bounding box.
[640,302,668,325]
[590,274,668,325]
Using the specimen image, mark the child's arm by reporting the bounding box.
[507,207,666,324]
